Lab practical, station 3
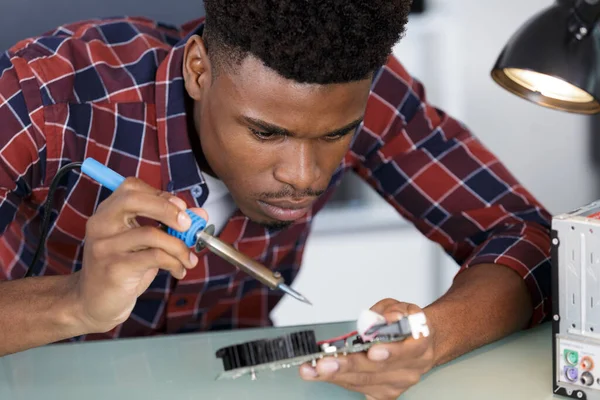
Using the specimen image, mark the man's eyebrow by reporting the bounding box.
[242,116,364,137]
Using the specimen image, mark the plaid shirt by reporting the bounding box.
[0,17,552,340]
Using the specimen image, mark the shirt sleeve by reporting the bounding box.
[348,56,552,327]
[0,51,46,277]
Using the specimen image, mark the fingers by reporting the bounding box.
[338,340,427,373]
[188,207,209,222]
[371,300,423,326]
[382,303,422,322]
[302,300,430,400]
[300,352,378,380]
[370,298,404,314]
[96,226,199,270]
[122,247,188,279]
[366,339,430,365]
[301,356,420,391]
[112,176,167,196]
[83,177,210,281]
[90,178,199,237]
[300,339,430,381]
[118,191,191,231]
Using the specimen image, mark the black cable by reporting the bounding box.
[24,162,82,278]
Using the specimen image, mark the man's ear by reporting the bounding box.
[183,34,212,101]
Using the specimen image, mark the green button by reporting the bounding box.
[565,350,578,365]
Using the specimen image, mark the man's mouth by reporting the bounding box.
[256,199,314,222]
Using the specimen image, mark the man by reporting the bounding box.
[0,0,551,398]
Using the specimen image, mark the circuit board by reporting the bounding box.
[215,311,429,380]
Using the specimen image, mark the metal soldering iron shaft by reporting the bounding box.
[278,283,312,305]
[194,227,312,305]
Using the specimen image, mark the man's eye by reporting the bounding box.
[324,129,352,141]
[249,127,276,140]
[324,133,343,141]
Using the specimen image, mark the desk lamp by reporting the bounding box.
[492,0,600,114]
[491,1,600,399]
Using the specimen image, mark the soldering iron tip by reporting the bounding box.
[278,283,312,305]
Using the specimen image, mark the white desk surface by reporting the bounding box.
[0,321,567,399]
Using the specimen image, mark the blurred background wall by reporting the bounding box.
[1,0,595,327]
[0,0,204,50]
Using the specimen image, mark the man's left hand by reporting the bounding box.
[299,299,435,400]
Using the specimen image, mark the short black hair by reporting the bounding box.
[202,0,412,84]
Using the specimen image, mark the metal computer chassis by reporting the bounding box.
[553,200,600,399]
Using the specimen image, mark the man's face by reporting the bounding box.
[184,38,372,229]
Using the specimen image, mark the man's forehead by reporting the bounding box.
[216,55,327,96]
[214,55,372,120]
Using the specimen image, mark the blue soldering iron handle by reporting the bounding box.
[81,158,125,192]
[80,157,207,247]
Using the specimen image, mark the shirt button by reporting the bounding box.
[175,298,188,307]
[191,184,203,198]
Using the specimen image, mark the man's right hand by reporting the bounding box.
[69,177,207,334]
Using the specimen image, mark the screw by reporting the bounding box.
[554,315,560,321]
[552,238,559,245]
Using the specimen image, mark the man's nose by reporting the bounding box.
[273,141,321,192]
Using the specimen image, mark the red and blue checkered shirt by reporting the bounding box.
[0,17,553,340]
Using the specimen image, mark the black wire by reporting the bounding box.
[24,162,82,278]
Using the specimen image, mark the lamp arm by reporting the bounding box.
[570,0,600,38]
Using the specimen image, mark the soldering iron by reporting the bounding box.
[25,158,311,306]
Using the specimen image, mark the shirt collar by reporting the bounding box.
[155,19,206,196]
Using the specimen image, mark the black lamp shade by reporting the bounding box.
[491,1,600,114]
